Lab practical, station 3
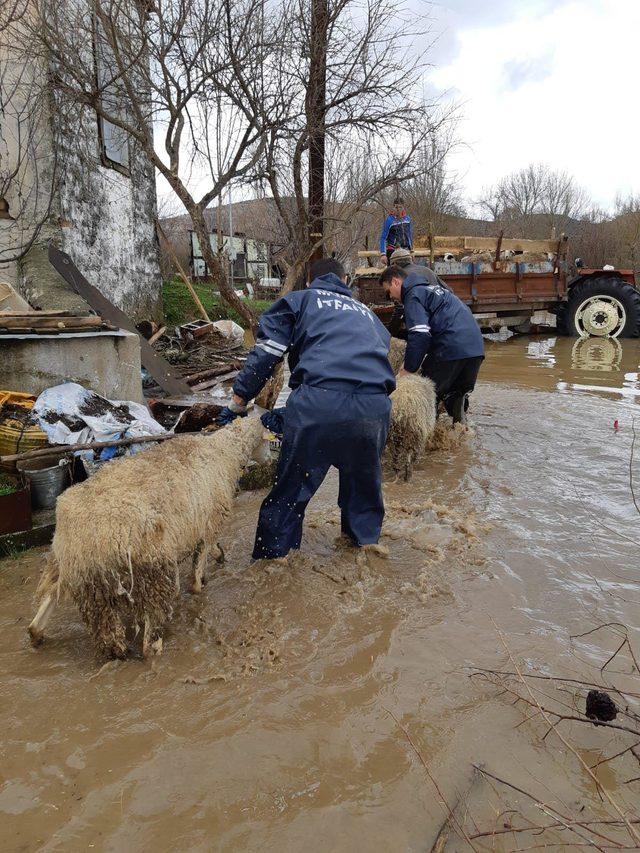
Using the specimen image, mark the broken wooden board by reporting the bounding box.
[189,370,238,392]
[0,313,109,334]
[48,246,191,396]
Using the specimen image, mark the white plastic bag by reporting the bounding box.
[211,319,244,344]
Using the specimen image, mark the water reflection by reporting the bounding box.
[570,336,623,372]
[483,334,640,403]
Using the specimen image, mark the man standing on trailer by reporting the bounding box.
[380,265,484,424]
[217,258,396,560]
[379,197,413,265]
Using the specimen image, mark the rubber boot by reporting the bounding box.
[450,393,469,425]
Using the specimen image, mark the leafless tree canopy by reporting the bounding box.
[478,163,589,237]
[473,165,639,271]
[255,0,456,290]
[11,0,454,315]
[400,128,464,237]
[14,0,290,324]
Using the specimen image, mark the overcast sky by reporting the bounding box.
[424,0,639,212]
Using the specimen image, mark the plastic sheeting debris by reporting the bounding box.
[32,382,165,460]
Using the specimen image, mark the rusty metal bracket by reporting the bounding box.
[48,246,191,396]
[493,230,504,272]
[515,263,523,301]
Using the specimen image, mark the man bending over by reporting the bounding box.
[218,258,396,560]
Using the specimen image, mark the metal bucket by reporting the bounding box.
[16,457,71,509]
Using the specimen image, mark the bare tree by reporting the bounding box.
[477,163,546,235]
[571,206,613,269]
[540,168,589,233]
[19,0,290,327]
[259,0,454,292]
[478,163,590,237]
[401,128,464,237]
[614,193,640,272]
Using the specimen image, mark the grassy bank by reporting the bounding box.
[162,278,272,329]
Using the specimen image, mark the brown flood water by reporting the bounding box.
[2,334,640,851]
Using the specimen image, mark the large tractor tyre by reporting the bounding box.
[557,277,640,338]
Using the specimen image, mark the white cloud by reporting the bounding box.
[429,0,640,211]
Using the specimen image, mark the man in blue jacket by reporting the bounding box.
[380,265,484,424]
[379,197,413,265]
[217,258,396,560]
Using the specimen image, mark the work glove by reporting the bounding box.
[216,399,248,426]
[260,407,286,437]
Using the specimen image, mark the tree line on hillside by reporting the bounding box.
[474,164,639,271]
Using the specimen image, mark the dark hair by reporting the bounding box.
[393,197,404,205]
[380,264,407,285]
[309,258,345,281]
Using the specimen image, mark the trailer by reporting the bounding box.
[354,234,640,338]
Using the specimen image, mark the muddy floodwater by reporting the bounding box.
[2,335,640,851]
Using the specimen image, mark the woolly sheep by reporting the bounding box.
[28,417,264,659]
[387,374,436,481]
[388,337,407,375]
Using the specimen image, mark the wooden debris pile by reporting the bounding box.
[145,325,248,396]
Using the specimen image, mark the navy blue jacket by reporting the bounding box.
[233,273,397,401]
[402,272,484,370]
[380,214,413,253]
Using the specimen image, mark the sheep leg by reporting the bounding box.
[28,593,57,646]
[191,541,208,594]
[92,610,129,660]
[213,542,225,564]
[142,615,163,658]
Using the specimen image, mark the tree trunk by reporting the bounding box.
[279,259,306,296]
[189,205,256,332]
[306,0,328,263]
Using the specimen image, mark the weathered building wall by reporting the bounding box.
[0,8,162,322]
[54,102,162,321]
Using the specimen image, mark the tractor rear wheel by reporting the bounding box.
[557,277,640,338]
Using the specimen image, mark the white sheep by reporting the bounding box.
[388,336,407,375]
[28,417,264,659]
[387,374,437,481]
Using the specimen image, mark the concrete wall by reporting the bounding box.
[0,331,144,403]
[54,100,162,321]
[0,8,162,322]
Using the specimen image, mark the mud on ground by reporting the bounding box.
[2,335,640,851]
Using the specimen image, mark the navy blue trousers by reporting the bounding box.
[253,385,391,560]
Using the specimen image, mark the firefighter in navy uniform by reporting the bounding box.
[381,264,484,424]
[386,247,452,338]
[217,258,396,560]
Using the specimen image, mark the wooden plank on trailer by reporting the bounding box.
[48,246,192,396]
[463,236,557,253]
[359,235,557,256]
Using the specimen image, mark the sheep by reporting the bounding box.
[386,374,437,481]
[28,416,264,659]
[388,337,407,375]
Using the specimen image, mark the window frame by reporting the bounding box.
[92,18,131,177]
